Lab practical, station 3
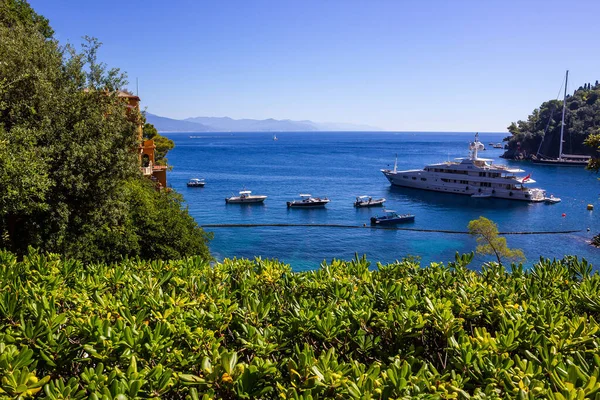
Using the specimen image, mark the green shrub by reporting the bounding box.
[1,250,599,398]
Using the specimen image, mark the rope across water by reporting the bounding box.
[200,224,580,235]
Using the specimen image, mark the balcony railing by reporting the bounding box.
[141,161,153,175]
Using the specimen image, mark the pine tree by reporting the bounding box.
[468,217,525,264]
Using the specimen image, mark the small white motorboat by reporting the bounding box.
[225,190,267,204]
[544,195,561,204]
[187,178,205,187]
[354,196,386,207]
[287,194,330,208]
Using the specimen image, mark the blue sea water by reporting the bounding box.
[164,131,600,271]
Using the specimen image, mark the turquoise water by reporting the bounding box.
[164,132,600,270]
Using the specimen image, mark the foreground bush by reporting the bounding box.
[0,250,599,399]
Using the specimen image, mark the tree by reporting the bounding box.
[0,3,210,262]
[152,135,175,165]
[507,122,520,135]
[468,217,524,264]
[143,121,174,165]
[584,129,600,246]
[0,0,53,38]
[584,128,600,173]
[0,21,139,256]
[143,121,159,139]
[81,36,127,90]
[122,179,212,261]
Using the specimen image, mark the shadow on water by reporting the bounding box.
[354,206,385,215]
[385,185,533,210]
[286,207,329,215]
[225,202,266,218]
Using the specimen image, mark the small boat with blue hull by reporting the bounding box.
[370,210,415,225]
[354,196,386,208]
[187,178,205,187]
[287,194,330,208]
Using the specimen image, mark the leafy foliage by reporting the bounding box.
[468,217,525,264]
[80,36,128,91]
[143,120,174,166]
[0,2,210,263]
[505,81,600,159]
[0,0,53,39]
[585,129,600,173]
[0,250,599,398]
[121,178,212,261]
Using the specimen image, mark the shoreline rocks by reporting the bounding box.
[500,148,530,160]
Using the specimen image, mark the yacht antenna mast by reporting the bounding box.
[393,153,397,173]
[558,70,568,161]
[471,132,480,160]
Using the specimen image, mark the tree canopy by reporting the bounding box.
[142,120,174,166]
[0,1,210,262]
[468,217,525,264]
[0,0,53,38]
[584,128,600,173]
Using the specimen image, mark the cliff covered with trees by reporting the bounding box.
[503,80,600,160]
[0,0,210,263]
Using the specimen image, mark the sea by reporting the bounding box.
[163,131,600,271]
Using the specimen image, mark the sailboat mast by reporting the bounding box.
[558,70,568,160]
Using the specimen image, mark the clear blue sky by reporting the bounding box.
[31,0,600,131]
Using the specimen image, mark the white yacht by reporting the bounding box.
[225,190,267,204]
[287,194,330,208]
[381,133,546,202]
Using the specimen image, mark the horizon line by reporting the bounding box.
[160,130,509,134]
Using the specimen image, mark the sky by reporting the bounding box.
[30,0,600,132]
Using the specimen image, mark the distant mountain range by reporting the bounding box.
[145,113,382,132]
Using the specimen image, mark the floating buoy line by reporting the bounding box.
[200,224,580,235]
